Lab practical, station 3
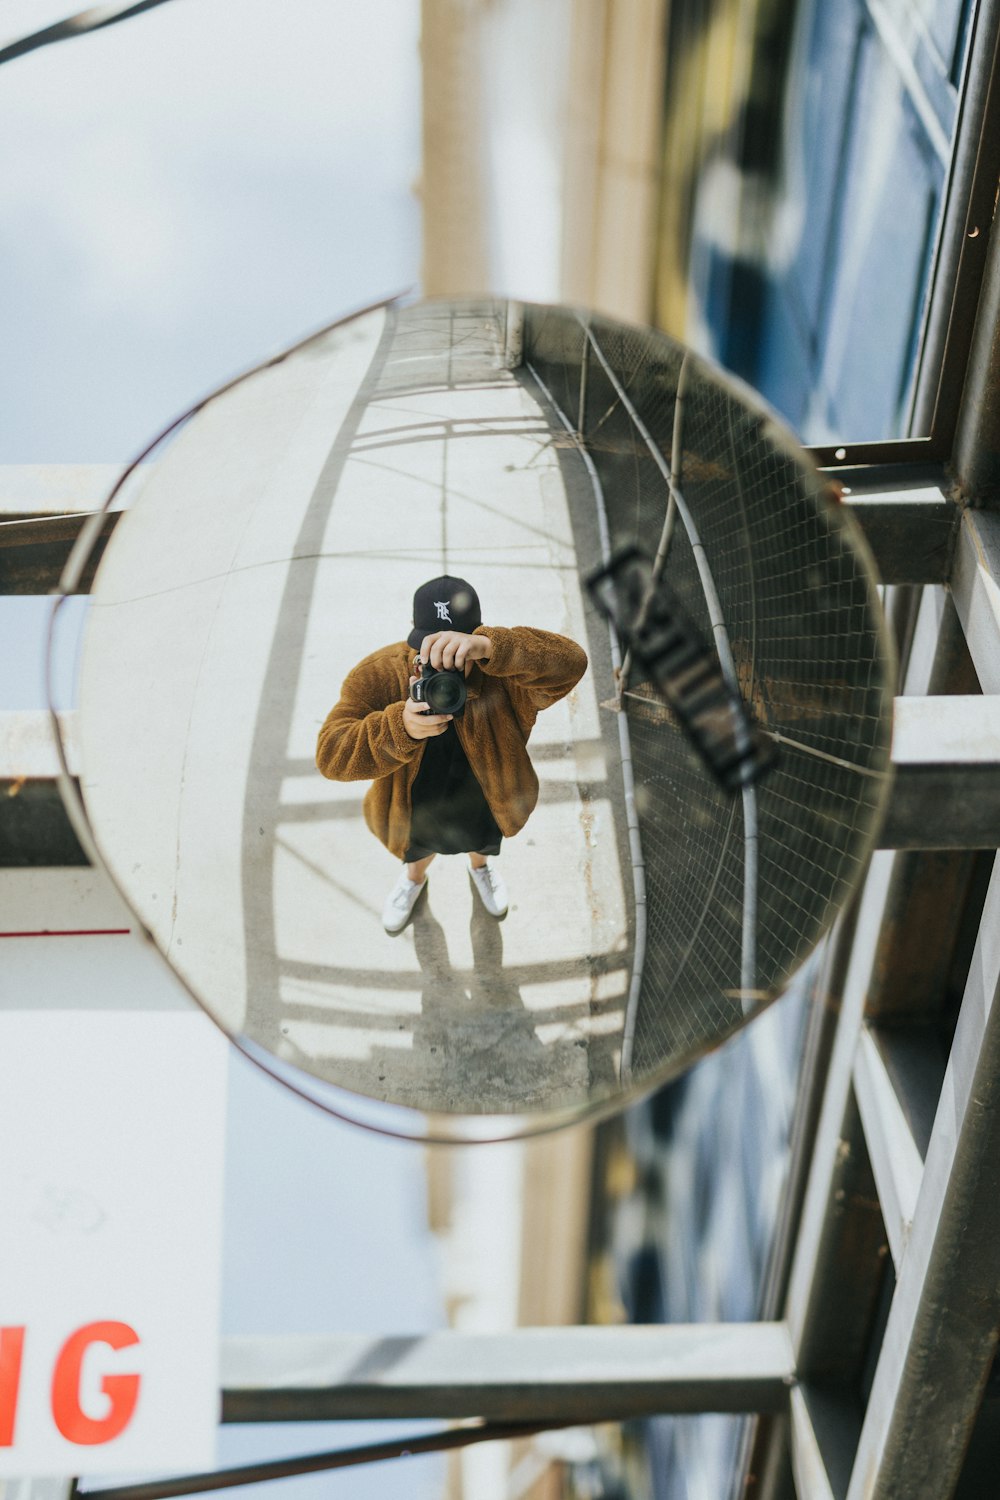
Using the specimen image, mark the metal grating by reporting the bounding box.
[524,305,894,1079]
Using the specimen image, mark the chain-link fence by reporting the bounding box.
[523,304,894,1081]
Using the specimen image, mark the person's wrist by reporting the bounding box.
[398,700,421,742]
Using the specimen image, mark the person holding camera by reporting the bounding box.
[316,575,588,933]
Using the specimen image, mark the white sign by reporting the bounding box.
[0,870,227,1475]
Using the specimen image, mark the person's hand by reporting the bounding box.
[402,677,453,740]
[417,630,492,671]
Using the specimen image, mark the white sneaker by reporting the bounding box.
[468,861,508,917]
[382,869,426,933]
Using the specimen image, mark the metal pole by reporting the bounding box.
[78,1421,560,1500]
[951,152,1000,506]
[845,856,1000,1499]
[220,1325,797,1423]
[912,0,1000,441]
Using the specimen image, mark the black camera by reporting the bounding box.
[410,664,467,715]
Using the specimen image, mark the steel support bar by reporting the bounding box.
[12,685,1000,862]
[808,440,940,470]
[951,507,1000,691]
[786,593,966,1365]
[78,1421,555,1500]
[951,89,1000,506]
[0,780,88,867]
[0,712,85,867]
[913,0,1000,441]
[817,460,948,495]
[842,491,957,583]
[0,511,119,594]
[220,1326,795,1423]
[846,855,1000,1499]
[880,694,1000,849]
[788,1387,836,1500]
[881,762,1000,846]
[852,1027,924,1269]
[786,1086,888,1385]
[0,496,961,594]
[788,1385,860,1500]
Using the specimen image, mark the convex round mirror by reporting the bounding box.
[54,297,895,1139]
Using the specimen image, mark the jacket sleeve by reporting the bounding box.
[316,661,422,781]
[475,625,588,710]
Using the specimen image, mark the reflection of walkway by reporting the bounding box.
[249,301,633,1116]
[276,871,621,1115]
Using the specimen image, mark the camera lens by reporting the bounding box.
[424,670,467,714]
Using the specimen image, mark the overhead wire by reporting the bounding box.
[0,0,177,68]
[74,1419,571,1498]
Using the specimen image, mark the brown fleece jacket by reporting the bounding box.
[316,625,588,858]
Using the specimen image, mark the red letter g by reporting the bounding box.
[51,1321,140,1444]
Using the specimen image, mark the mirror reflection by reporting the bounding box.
[71,298,894,1130]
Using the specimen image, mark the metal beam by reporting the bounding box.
[788,1086,889,1385]
[880,780,1000,848]
[852,1028,924,1269]
[220,1326,795,1423]
[867,590,983,1017]
[912,0,1000,445]
[951,103,1000,507]
[864,848,978,1019]
[846,855,1000,1500]
[880,695,1000,849]
[951,507,1000,691]
[742,916,865,1500]
[78,1421,557,1500]
[842,491,957,584]
[785,569,978,1316]
[789,1385,860,1500]
[0,712,85,867]
[0,511,119,594]
[0,495,961,594]
[0,780,88,867]
[785,852,895,1368]
[808,440,940,470]
[10,685,1000,865]
[859,1027,945,1163]
[789,1387,837,1500]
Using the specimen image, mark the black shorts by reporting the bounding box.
[405,835,502,862]
[405,725,502,862]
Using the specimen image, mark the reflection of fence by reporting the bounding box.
[522,305,893,1080]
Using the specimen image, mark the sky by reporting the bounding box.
[0,0,421,460]
[3,4,449,1496]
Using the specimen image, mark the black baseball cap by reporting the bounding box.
[407,575,482,650]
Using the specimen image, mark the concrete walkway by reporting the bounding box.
[273,303,633,1115]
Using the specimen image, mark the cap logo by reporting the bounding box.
[434,601,453,623]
